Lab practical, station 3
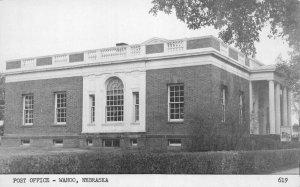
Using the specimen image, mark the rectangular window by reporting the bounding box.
[133,92,139,122]
[55,92,66,124]
[53,139,63,146]
[239,92,244,125]
[102,139,120,147]
[168,139,182,147]
[168,84,184,122]
[221,87,226,123]
[130,138,138,146]
[21,139,30,146]
[89,95,95,124]
[23,95,34,125]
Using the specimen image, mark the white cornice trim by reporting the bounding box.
[4,49,251,76]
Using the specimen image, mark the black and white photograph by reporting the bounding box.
[0,0,299,186]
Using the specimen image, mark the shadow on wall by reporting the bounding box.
[186,114,249,152]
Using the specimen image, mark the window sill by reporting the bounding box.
[102,122,124,126]
[87,123,95,126]
[130,122,140,125]
[51,124,67,127]
[21,124,33,128]
[167,121,184,124]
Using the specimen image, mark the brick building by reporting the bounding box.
[1,36,293,150]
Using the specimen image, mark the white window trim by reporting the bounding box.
[133,92,139,122]
[239,93,243,124]
[23,94,33,126]
[221,87,226,123]
[106,78,124,122]
[86,139,93,146]
[168,84,184,122]
[21,139,30,146]
[168,139,182,147]
[130,139,138,146]
[54,92,66,125]
[53,139,63,147]
[89,94,95,124]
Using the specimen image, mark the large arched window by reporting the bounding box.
[106,77,124,122]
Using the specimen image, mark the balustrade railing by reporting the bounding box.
[53,54,68,64]
[86,50,97,61]
[6,36,255,71]
[22,59,35,68]
[167,40,184,52]
[130,45,141,56]
[100,47,127,58]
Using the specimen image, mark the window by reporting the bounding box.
[53,139,63,146]
[168,139,182,147]
[239,92,244,125]
[102,139,120,147]
[55,92,66,124]
[86,139,93,146]
[23,95,34,125]
[89,95,95,124]
[168,84,184,121]
[106,78,124,122]
[133,92,139,122]
[221,87,226,123]
[130,139,138,146]
[21,139,30,146]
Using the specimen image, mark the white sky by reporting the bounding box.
[0,0,292,71]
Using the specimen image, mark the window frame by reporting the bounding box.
[22,94,34,126]
[53,139,63,147]
[21,139,30,146]
[86,139,93,146]
[168,139,182,147]
[221,86,226,123]
[133,92,139,122]
[239,91,244,125]
[54,92,67,125]
[102,139,120,147]
[89,94,95,124]
[130,138,138,146]
[106,78,124,122]
[168,84,184,122]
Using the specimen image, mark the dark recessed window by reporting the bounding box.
[130,139,138,146]
[103,139,120,147]
[168,139,182,147]
[21,139,30,146]
[86,139,93,146]
[53,139,63,146]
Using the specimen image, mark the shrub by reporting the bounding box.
[0,148,298,174]
[0,125,3,136]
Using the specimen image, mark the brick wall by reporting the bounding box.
[4,76,83,136]
[146,65,214,135]
[146,63,250,150]
[210,65,249,123]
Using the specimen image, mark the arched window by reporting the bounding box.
[106,77,124,122]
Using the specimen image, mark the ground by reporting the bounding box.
[272,167,299,175]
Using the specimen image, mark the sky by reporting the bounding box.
[0,0,292,71]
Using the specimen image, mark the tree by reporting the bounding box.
[150,0,300,124]
[149,0,300,57]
